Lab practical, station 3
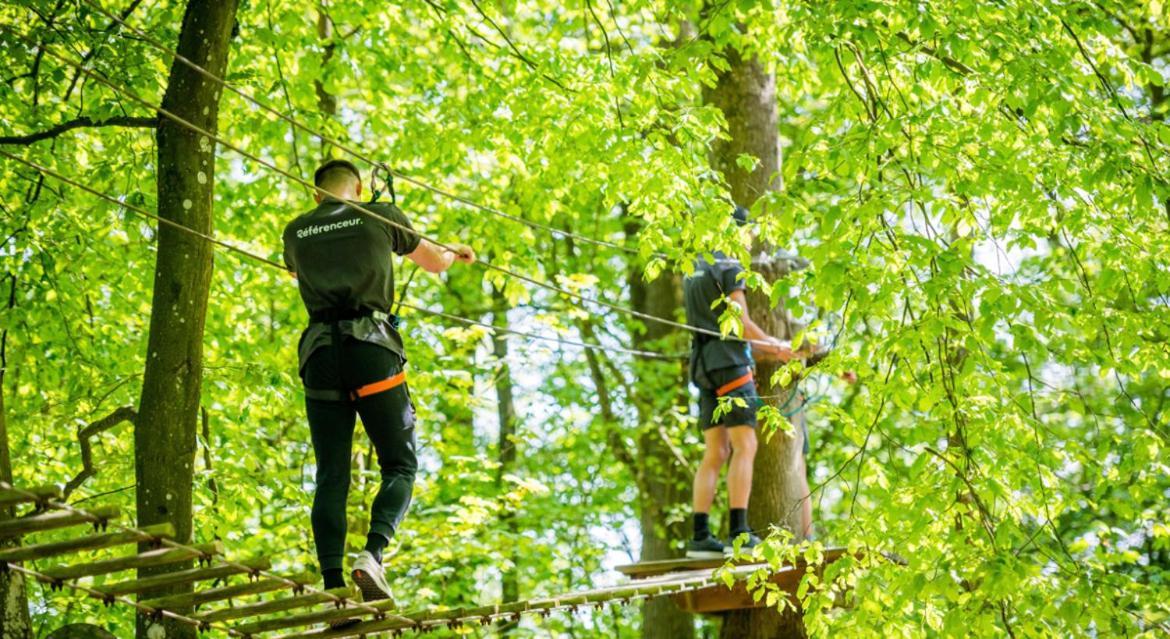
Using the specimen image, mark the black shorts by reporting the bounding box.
[696,366,812,456]
[697,366,759,430]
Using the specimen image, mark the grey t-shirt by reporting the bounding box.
[683,252,752,378]
[282,198,421,371]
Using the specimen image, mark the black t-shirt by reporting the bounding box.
[683,252,752,379]
[282,199,421,370]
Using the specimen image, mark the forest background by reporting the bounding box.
[0,0,1168,637]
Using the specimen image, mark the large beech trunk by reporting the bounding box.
[492,286,521,635]
[703,40,808,639]
[134,2,238,638]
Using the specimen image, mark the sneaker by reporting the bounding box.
[352,550,395,605]
[724,531,762,556]
[686,535,726,559]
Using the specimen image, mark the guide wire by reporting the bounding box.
[0,150,682,361]
[78,0,657,259]
[7,30,772,349]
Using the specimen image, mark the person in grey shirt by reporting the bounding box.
[283,159,474,614]
[683,206,799,559]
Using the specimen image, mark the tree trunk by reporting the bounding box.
[625,216,694,639]
[492,286,520,635]
[703,39,807,639]
[0,270,33,639]
[134,2,238,638]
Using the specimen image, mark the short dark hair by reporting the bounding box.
[313,159,361,187]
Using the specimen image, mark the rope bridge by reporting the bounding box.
[1,482,828,638]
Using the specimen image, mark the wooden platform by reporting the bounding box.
[615,547,848,614]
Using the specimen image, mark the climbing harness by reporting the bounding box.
[369,161,396,205]
[302,308,407,403]
[715,370,754,397]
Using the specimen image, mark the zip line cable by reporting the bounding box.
[8,31,775,350]
[0,150,681,361]
[0,151,285,270]
[78,0,655,259]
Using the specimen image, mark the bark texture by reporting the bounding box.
[703,40,808,639]
[1,371,33,639]
[0,272,32,639]
[134,2,238,638]
[492,286,520,635]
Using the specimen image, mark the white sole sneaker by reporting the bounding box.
[351,551,395,604]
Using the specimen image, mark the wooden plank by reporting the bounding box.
[40,542,222,582]
[0,485,63,509]
[271,579,723,639]
[0,523,174,563]
[671,566,800,614]
[231,591,388,635]
[615,555,756,578]
[193,586,358,624]
[671,549,850,614]
[615,547,849,579]
[672,582,760,614]
[139,574,312,610]
[96,557,270,597]
[0,506,121,539]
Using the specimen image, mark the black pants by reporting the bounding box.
[302,338,417,573]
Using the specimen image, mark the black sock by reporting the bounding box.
[323,568,345,590]
[693,512,711,541]
[364,532,389,562]
[730,508,750,534]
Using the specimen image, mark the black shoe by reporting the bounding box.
[686,535,726,559]
[724,531,762,556]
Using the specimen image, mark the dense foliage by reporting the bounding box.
[1,0,1167,637]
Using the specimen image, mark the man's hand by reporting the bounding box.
[754,336,798,362]
[449,243,476,264]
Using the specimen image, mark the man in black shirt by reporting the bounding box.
[683,206,798,559]
[283,159,474,607]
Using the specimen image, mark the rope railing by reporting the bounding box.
[0,149,681,362]
[2,27,775,351]
[78,0,657,260]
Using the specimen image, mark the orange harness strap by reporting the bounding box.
[350,371,407,401]
[715,371,754,397]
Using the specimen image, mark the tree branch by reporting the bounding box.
[895,32,975,75]
[0,115,156,146]
[62,406,137,501]
[466,0,572,92]
[63,0,147,101]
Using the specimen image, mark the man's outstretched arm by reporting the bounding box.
[728,289,797,362]
[407,239,475,273]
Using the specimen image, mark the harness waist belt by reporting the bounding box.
[304,371,407,403]
[716,371,754,397]
[351,371,406,400]
[309,308,394,323]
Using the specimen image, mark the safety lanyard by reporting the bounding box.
[369,162,396,205]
